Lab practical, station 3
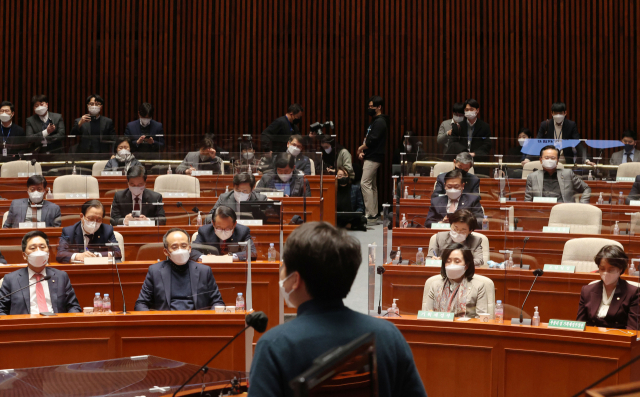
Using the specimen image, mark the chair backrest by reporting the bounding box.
[0,160,43,178]
[472,274,495,316]
[192,231,199,241]
[589,279,640,287]
[0,245,26,264]
[522,161,564,179]
[153,175,200,198]
[422,275,442,311]
[617,162,640,179]
[309,158,315,176]
[52,175,100,199]
[433,162,475,175]
[471,232,490,265]
[136,243,165,261]
[92,160,109,176]
[2,211,7,226]
[630,213,640,236]
[548,203,602,234]
[561,238,623,272]
[113,231,125,262]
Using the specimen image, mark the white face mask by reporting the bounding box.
[553,114,565,124]
[518,138,527,147]
[28,250,49,268]
[445,264,466,280]
[29,191,44,204]
[279,272,296,308]
[324,147,332,154]
[0,113,12,123]
[464,110,477,120]
[243,152,254,160]
[35,106,48,116]
[446,188,462,200]
[169,249,190,265]
[278,173,293,182]
[215,229,233,241]
[140,117,151,127]
[601,270,620,286]
[453,115,465,123]
[449,230,468,243]
[541,159,557,170]
[82,219,100,234]
[129,186,144,197]
[88,105,101,116]
[287,145,301,157]
[234,191,250,202]
[117,149,131,157]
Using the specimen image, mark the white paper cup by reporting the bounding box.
[214,306,225,313]
[478,313,490,323]
[83,307,94,314]
[225,306,236,313]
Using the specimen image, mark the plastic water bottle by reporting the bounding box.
[102,294,111,313]
[493,168,499,179]
[196,211,202,226]
[495,300,504,323]
[167,164,172,174]
[46,187,53,200]
[503,216,509,231]
[482,215,489,230]
[507,253,514,269]
[225,185,229,193]
[430,167,434,177]
[404,186,409,199]
[268,243,276,262]
[619,191,624,205]
[393,247,401,264]
[532,306,540,326]
[236,293,245,312]
[588,170,594,181]
[93,293,103,313]
[400,214,408,228]
[416,248,424,266]
[613,221,620,235]
[597,192,604,205]
[72,165,77,175]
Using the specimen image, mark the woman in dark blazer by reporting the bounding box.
[576,245,639,330]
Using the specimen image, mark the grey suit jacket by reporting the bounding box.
[524,169,591,203]
[437,119,457,152]
[427,231,484,266]
[25,112,66,152]
[176,152,222,174]
[610,149,640,165]
[3,199,61,228]
[211,190,269,212]
[0,267,82,315]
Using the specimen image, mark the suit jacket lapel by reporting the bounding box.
[46,268,59,313]
[161,262,171,308]
[589,282,604,320]
[18,199,29,223]
[17,268,30,314]
[607,280,627,318]
[189,262,199,309]
[41,201,50,224]
[74,223,85,246]
[536,171,544,197]
[556,171,566,202]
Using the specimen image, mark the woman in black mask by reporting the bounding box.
[320,135,354,180]
[336,167,367,231]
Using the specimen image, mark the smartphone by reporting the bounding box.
[39,312,56,316]
[132,210,141,218]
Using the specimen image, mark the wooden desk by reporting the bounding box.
[0,311,247,372]
[386,316,640,397]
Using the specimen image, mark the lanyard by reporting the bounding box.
[442,280,463,312]
[1,126,11,144]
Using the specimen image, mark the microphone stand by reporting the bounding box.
[110,248,128,314]
[0,276,51,300]
[520,237,529,268]
[177,202,191,226]
[376,265,386,315]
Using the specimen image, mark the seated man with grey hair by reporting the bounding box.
[134,227,225,311]
[431,151,480,198]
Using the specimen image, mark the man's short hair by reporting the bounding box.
[320,135,335,145]
[27,175,47,189]
[443,169,464,183]
[465,98,480,109]
[233,172,255,188]
[199,133,216,150]
[540,145,560,157]
[275,153,296,169]
[0,101,15,112]
[163,228,190,249]
[452,102,465,113]
[595,245,628,273]
[81,199,104,216]
[287,103,304,114]
[455,152,473,165]
[368,95,384,107]
[22,230,50,252]
[86,94,105,105]
[212,205,237,224]
[288,134,304,144]
[126,165,147,181]
[31,95,48,107]
[622,130,637,140]
[449,209,478,231]
[139,102,154,117]
[551,102,566,112]
[282,222,361,300]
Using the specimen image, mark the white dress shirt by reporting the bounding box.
[24,201,42,223]
[597,285,616,318]
[28,266,54,314]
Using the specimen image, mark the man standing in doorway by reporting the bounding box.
[358,96,388,223]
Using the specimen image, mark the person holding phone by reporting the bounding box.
[72,94,116,154]
[125,102,165,155]
[110,166,166,226]
[25,94,66,154]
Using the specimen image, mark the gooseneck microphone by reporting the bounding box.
[520,237,530,268]
[172,311,268,397]
[514,269,544,325]
[376,266,386,315]
[176,202,191,226]
[0,275,51,300]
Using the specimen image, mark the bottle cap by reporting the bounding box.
[238,293,242,296]
[534,306,538,312]
[104,294,109,297]
[95,292,100,296]
[497,300,502,304]
[418,247,422,252]
[270,243,274,247]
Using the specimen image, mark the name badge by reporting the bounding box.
[19,222,46,229]
[542,226,570,234]
[101,171,122,176]
[431,223,451,230]
[2,148,7,157]
[237,219,262,226]
[616,177,635,182]
[128,220,155,227]
[543,264,576,273]
[65,193,87,199]
[629,200,640,206]
[17,172,37,177]
[84,257,110,265]
[424,259,442,267]
[547,319,586,331]
[533,197,558,203]
[202,255,233,264]
[417,310,455,322]
[191,170,213,176]
[163,192,188,198]
[263,192,284,198]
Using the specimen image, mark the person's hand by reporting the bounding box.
[137,135,146,145]
[441,215,449,223]
[358,152,365,160]
[76,252,96,261]
[185,167,196,175]
[586,160,596,166]
[46,123,56,134]
[309,131,317,137]
[326,167,335,173]
[432,256,441,260]
[357,145,365,154]
[446,129,452,136]
[78,114,91,127]
[521,158,531,166]
[146,137,154,144]
[206,148,217,159]
[469,152,475,157]
[110,155,115,159]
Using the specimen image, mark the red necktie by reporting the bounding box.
[34,274,48,313]
[31,205,37,223]
[448,199,458,213]
[134,196,141,211]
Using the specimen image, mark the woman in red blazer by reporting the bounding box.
[577,245,640,330]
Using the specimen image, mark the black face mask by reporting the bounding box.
[456,168,468,177]
[338,177,349,186]
[292,117,301,125]
[367,108,376,117]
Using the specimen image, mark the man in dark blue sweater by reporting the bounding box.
[248,222,427,397]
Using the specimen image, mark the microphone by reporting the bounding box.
[511,269,544,325]
[172,311,269,397]
[413,177,418,198]
[112,255,128,314]
[520,237,529,268]
[176,202,191,226]
[0,275,51,300]
[376,265,386,315]
[409,215,429,228]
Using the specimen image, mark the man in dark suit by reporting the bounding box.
[56,200,122,263]
[193,206,257,261]
[447,99,492,166]
[110,166,166,226]
[124,102,165,154]
[176,133,223,174]
[255,154,311,197]
[431,152,480,198]
[25,94,66,154]
[625,175,640,204]
[211,172,267,212]
[3,175,61,228]
[260,103,303,153]
[0,230,82,315]
[0,101,27,156]
[134,228,225,311]
[71,94,116,154]
[537,102,592,165]
[425,169,484,228]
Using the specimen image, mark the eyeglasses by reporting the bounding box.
[85,217,103,223]
[0,109,12,114]
[214,228,233,233]
[87,102,102,107]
